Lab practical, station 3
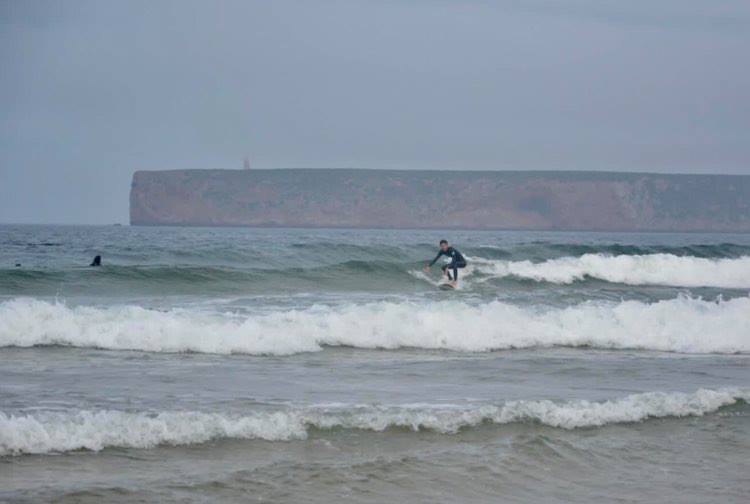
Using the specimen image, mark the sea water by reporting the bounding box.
[1,225,748,503]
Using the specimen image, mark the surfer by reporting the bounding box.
[424,239,467,285]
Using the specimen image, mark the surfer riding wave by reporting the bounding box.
[424,239,467,285]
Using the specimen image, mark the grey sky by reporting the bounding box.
[2,0,749,224]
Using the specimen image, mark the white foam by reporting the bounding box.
[0,409,307,455]
[1,296,748,355]
[409,269,443,287]
[2,388,747,455]
[469,253,750,288]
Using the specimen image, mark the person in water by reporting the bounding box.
[424,239,467,284]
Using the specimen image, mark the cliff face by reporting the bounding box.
[130,169,750,232]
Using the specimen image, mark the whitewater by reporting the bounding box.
[468,253,750,288]
[2,388,747,456]
[1,295,749,355]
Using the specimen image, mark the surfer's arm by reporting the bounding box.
[427,251,445,268]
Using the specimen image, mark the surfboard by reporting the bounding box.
[439,283,456,290]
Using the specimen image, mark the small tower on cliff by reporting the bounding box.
[243,157,251,170]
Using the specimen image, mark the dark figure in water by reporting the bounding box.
[424,239,467,285]
[90,255,101,267]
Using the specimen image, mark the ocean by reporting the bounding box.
[1,224,749,503]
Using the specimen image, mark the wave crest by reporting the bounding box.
[470,253,750,288]
[2,388,746,455]
[1,296,749,355]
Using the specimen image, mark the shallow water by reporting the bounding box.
[1,225,749,502]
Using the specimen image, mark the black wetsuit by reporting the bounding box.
[429,247,467,281]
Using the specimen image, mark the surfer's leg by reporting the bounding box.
[442,259,466,281]
[441,264,453,280]
[452,261,466,281]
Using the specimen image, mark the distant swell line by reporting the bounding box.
[1,296,748,355]
[0,260,412,285]
[1,388,747,455]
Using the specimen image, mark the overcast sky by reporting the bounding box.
[2,0,750,224]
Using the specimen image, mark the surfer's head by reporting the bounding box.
[439,239,449,251]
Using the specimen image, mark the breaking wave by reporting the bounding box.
[2,388,746,455]
[5,252,750,295]
[1,296,748,355]
[470,253,750,288]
